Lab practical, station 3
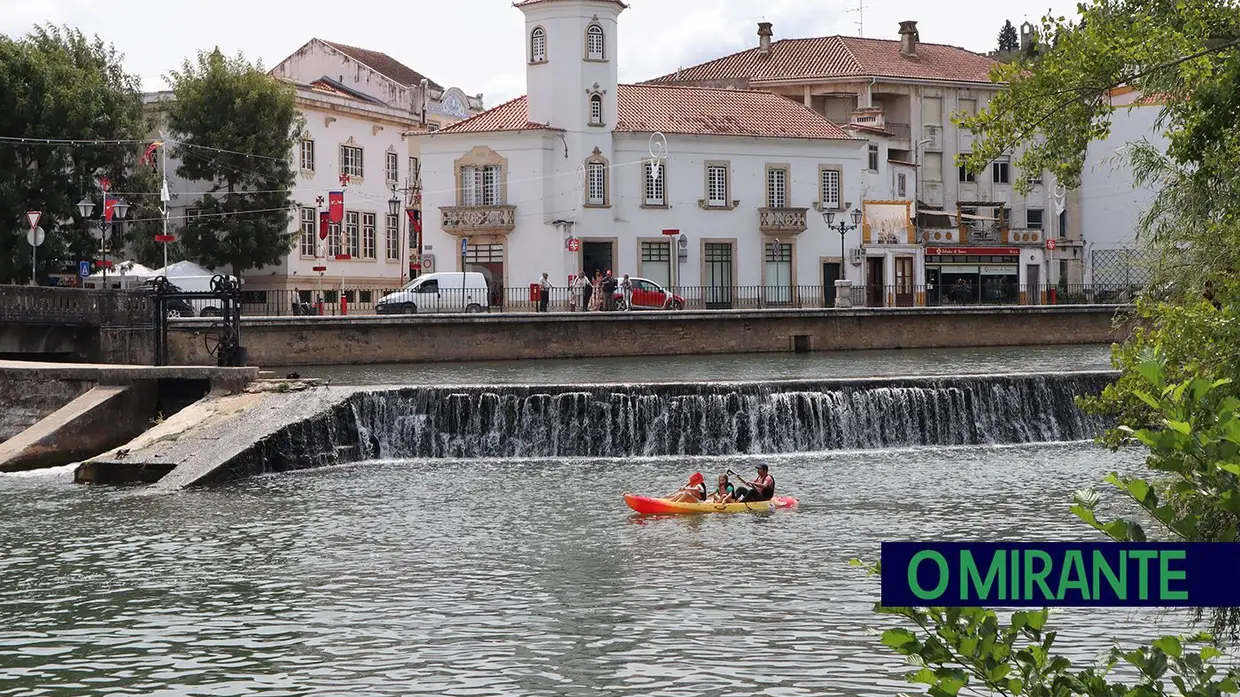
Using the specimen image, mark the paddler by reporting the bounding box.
[733,463,775,502]
[667,472,707,502]
[708,474,736,503]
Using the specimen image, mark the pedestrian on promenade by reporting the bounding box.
[619,274,633,311]
[589,270,603,311]
[538,272,552,312]
[601,271,618,311]
[571,271,587,312]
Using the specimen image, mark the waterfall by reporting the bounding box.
[345,371,1116,460]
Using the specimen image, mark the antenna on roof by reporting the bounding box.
[846,0,870,37]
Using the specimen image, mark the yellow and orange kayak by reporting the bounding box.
[623,493,799,515]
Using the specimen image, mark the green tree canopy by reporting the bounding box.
[0,25,150,284]
[997,20,1019,53]
[165,48,301,277]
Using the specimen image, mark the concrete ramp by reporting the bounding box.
[0,384,156,472]
[75,382,358,488]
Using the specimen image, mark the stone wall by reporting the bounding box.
[166,305,1131,367]
[0,375,95,442]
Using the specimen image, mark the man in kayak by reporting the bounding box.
[733,464,775,502]
[667,472,707,502]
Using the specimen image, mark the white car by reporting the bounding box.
[376,272,490,314]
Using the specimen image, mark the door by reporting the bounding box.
[464,242,503,308]
[822,261,841,307]
[763,241,793,306]
[1026,264,1041,305]
[582,241,614,281]
[413,278,441,312]
[866,257,884,307]
[894,256,914,307]
[925,268,942,306]
[639,241,672,288]
[704,242,733,308]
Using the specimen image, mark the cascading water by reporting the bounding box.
[347,371,1116,460]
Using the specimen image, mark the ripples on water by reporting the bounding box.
[0,444,1201,696]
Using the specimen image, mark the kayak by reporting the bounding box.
[624,493,799,515]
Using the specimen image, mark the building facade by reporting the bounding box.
[143,40,485,304]
[417,0,875,308]
[653,20,1078,303]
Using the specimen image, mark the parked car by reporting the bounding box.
[613,277,686,310]
[375,272,490,314]
[137,279,196,318]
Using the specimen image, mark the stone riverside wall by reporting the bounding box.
[165,305,1131,367]
[0,374,96,442]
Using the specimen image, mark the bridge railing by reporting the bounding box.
[0,286,153,327]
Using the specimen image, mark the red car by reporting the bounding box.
[613,277,686,310]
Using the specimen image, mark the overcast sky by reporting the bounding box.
[5,0,1082,107]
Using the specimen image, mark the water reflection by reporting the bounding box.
[0,443,1198,696]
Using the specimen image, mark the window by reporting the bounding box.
[587,162,606,205]
[385,152,398,183]
[299,207,316,256]
[764,241,793,305]
[327,223,341,256]
[643,160,664,206]
[409,156,419,183]
[460,165,500,206]
[923,96,943,125]
[300,140,315,171]
[706,164,728,207]
[867,144,879,171]
[922,152,943,182]
[1058,209,1067,238]
[386,213,400,260]
[959,159,976,182]
[766,166,787,208]
[361,212,376,259]
[340,145,363,178]
[1026,208,1043,229]
[1001,207,1012,227]
[640,241,671,288]
[589,94,603,125]
[531,26,546,62]
[586,24,605,60]
[992,161,1010,184]
[897,173,907,197]
[958,98,976,116]
[345,211,360,258]
[819,168,840,209]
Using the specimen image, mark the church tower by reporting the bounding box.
[518,0,625,131]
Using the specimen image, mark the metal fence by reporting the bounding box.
[153,283,1144,317]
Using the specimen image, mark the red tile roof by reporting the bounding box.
[648,36,999,86]
[319,40,442,90]
[437,84,856,140]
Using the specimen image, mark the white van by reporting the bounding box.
[375,272,490,314]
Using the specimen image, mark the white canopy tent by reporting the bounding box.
[88,260,155,279]
[145,260,218,278]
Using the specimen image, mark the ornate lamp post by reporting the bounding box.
[77,191,129,289]
[823,207,863,307]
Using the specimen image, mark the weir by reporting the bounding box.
[349,371,1116,460]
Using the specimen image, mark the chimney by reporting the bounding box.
[757,22,773,54]
[898,20,919,56]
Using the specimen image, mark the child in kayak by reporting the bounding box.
[708,473,736,503]
[667,472,707,502]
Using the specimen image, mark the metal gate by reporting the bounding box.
[151,275,245,366]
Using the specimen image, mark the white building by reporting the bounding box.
[144,40,484,308]
[1075,87,1168,288]
[654,20,1071,303]
[417,0,875,309]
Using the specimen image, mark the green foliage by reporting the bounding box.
[998,20,1019,53]
[0,25,148,283]
[165,48,302,276]
[857,556,1240,696]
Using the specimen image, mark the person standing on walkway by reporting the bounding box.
[571,271,587,312]
[538,272,552,312]
[619,273,633,311]
[589,270,604,311]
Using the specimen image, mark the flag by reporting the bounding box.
[319,211,329,240]
[160,177,170,203]
[139,141,163,167]
[407,208,422,235]
[328,191,344,224]
[104,198,116,223]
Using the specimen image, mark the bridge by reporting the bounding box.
[0,286,154,364]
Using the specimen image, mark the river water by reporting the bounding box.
[0,442,1199,696]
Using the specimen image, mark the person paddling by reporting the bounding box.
[708,473,736,503]
[733,463,775,502]
[667,472,707,502]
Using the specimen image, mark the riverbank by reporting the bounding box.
[166,304,1131,366]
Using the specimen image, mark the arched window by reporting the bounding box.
[585,24,604,60]
[589,94,603,125]
[530,27,547,63]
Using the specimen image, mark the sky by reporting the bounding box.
[4,0,1084,108]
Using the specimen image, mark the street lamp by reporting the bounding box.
[823,207,863,307]
[78,195,129,288]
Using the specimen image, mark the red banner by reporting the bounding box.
[319,211,329,240]
[328,191,344,224]
[104,198,116,223]
[407,208,422,235]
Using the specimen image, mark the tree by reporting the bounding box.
[0,26,149,284]
[164,48,302,277]
[997,20,1019,53]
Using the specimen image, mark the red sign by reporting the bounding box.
[94,260,113,269]
[567,238,580,252]
[661,228,680,236]
[335,254,351,261]
[26,211,41,229]
[319,211,330,240]
[312,265,327,272]
[926,247,1020,256]
[154,234,176,243]
[1046,238,1057,250]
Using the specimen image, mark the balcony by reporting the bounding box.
[1008,227,1044,245]
[758,207,808,234]
[439,205,517,234]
